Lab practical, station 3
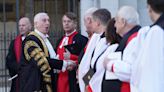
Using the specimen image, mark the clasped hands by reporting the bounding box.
[66,60,76,71]
[103,52,122,71]
[64,49,77,71]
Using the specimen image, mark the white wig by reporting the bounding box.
[117,6,140,25]
[84,7,98,18]
[34,12,48,23]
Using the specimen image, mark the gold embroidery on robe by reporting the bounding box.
[46,84,52,92]
[24,41,40,61]
[34,53,42,61]
[24,32,53,92]
[31,48,42,57]
[28,32,48,57]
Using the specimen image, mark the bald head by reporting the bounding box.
[34,12,50,34]
[19,17,32,36]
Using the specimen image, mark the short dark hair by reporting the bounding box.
[105,18,121,44]
[147,0,164,13]
[92,9,111,26]
[63,12,77,22]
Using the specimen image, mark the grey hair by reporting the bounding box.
[117,6,140,25]
[34,12,48,23]
[84,7,98,18]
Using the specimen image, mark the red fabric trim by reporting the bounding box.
[84,36,92,53]
[111,64,114,72]
[14,35,22,63]
[121,82,130,92]
[16,78,19,92]
[120,32,138,92]
[70,54,78,60]
[87,85,93,92]
[57,31,78,92]
[126,32,138,45]
[70,54,78,64]
[84,42,88,53]
[84,47,87,53]
[14,35,22,92]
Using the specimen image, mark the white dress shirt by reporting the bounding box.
[35,29,57,59]
[34,29,68,72]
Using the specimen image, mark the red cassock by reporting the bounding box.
[56,31,88,92]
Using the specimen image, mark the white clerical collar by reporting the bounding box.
[21,35,26,41]
[65,30,76,36]
[34,29,49,39]
[99,32,104,35]
[95,32,104,38]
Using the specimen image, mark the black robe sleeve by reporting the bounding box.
[78,49,85,64]
[73,34,88,63]
[24,36,64,72]
[6,40,19,77]
[54,37,63,52]
[73,34,88,56]
[47,58,63,70]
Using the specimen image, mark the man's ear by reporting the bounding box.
[147,5,153,14]
[87,17,91,24]
[121,18,126,27]
[34,22,37,28]
[73,21,77,28]
[97,20,101,26]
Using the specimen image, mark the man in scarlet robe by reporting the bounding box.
[54,12,88,92]
[6,17,32,92]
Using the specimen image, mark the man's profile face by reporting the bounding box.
[114,16,124,36]
[62,15,76,33]
[36,15,50,34]
[84,16,94,34]
[19,18,31,36]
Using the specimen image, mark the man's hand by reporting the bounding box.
[66,60,76,71]
[64,49,71,60]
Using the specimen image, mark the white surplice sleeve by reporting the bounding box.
[106,26,150,82]
[131,25,164,92]
[107,38,136,82]
[78,33,101,92]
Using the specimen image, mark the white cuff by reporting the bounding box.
[62,60,67,72]
[106,61,115,72]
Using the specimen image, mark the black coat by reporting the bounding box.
[6,40,20,92]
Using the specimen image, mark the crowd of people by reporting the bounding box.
[6,0,163,92]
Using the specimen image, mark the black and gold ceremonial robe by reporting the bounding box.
[19,31,63,92]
